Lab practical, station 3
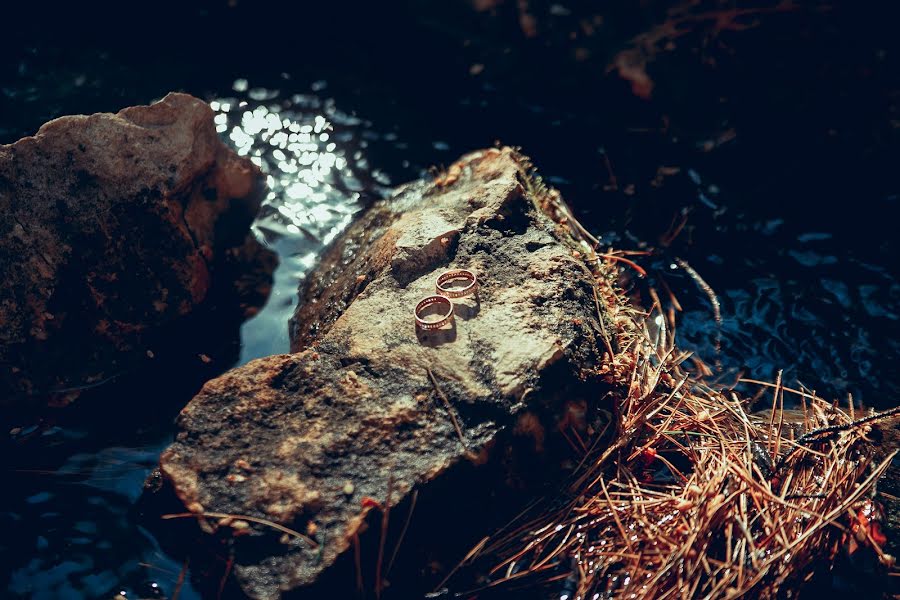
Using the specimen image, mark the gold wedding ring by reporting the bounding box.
[435,269,478,298]
[414,295,454,330]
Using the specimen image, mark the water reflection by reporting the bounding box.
[595,176,900,409]
[208,81,394,364]
[3,58,899,600]
[2,82,400,600]
[5,445,196,600]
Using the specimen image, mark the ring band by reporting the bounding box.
[414,295,454,330]
[435,269,478,298]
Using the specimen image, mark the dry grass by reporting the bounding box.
[462,153,898,598]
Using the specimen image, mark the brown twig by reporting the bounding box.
[172,556,189,600]
[375,474,393,599]
[161,511,318,549]
[427,368,466,448]
[387,490,418,576]
[353,533,364,595]
[465,150,892,600]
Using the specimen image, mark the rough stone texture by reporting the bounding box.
[159,148,610,599]
[874,419,900,563]
[0,93,261,403]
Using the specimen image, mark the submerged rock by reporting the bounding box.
[0,93,262,404]
[159,148,611,598]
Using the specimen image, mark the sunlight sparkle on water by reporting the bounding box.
[210,81,392,363]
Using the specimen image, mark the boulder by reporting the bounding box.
[0,93,262,404]
[158,148,612,598]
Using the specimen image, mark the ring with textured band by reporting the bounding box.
[414,295,455,330]
[435,269,478,298]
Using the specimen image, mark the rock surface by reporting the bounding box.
[159,147,611,598]
[874,420,900,564]
[0,93,262,404]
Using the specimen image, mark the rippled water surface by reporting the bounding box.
[2,1,899,598]
[213,85,396,361]
[3,83,413,599]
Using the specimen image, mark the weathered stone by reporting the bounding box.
[873,419,900,563]
[159,148,610,598]
[0,93,262,404]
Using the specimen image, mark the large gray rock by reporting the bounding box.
[159,148,611,598]
[0,93,262,404]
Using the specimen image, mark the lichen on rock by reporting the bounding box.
[159,147,612,598]
[0,93,263,404]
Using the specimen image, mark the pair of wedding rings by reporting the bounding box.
[414,269,478,330]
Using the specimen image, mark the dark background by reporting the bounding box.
[4,0,897,404]
[2,1,899,598]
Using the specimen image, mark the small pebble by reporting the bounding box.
[343,481,355,496]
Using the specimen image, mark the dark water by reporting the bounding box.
[2,1,899,598]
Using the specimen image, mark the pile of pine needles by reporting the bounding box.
[458,154,898,599]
